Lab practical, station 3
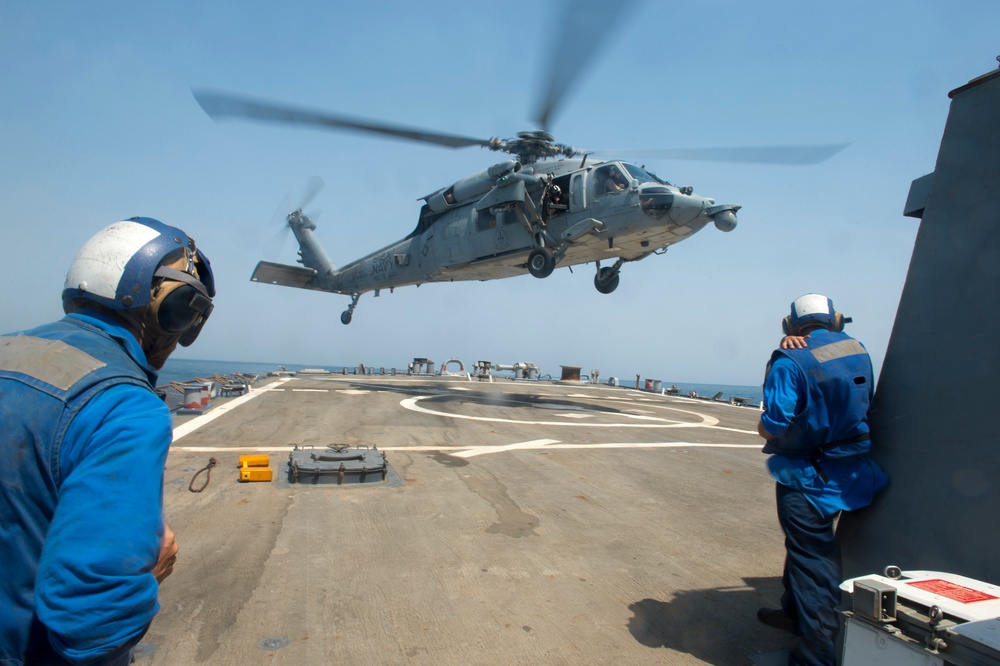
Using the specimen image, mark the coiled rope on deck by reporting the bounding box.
[188,457,217,493]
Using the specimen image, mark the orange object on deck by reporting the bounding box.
[239,465,273,482]
[238,454,269,468]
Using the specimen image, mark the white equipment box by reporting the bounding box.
[841,568,1000,665]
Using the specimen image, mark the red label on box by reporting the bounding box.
[907,579,999,603]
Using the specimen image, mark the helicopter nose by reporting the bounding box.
[667,190,712,225]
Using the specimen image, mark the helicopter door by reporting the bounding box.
[570,173,587,211]
[437,210,471,263]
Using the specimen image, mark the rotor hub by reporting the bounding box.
[517,130,555,142]
[488,131,577,164]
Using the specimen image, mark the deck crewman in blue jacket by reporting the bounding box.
[0,218,215,665]
[755,294,889,666]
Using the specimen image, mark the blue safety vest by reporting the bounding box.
[0,317,153,664]
[762,329,874,459]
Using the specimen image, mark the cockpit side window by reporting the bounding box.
[593,164,629,197]
[475,210,497,232]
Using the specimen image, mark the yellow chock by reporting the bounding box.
[239,455,272,483]
[238,454,269,468]
[239,464,273,482]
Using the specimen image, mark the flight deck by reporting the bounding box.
[151,374,796,665]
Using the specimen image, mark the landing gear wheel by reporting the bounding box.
[594,267,620,294]
[340,292,361,325]
[528,247,556,278]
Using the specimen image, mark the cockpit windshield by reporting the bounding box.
[622,163,671,186]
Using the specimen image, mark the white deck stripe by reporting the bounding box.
[454,439,560,458]
[171,378,292,443]
[171,441,760,455]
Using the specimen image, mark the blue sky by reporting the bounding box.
[2,1,997,385]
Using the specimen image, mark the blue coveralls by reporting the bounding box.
[0,312,171,665]
[761,329,889,666]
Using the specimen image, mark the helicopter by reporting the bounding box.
[193,2,845,325]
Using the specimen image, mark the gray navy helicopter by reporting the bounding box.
[194,1,845,325]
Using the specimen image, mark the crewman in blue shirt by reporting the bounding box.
[756,294,889,666]
[0,218,215,665]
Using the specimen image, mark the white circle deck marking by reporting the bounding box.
[399,394,723,428]
[170,379,758,458]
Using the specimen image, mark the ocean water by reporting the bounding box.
[158,357,763,406]
[157,358,343,388]
[638,381,762,405]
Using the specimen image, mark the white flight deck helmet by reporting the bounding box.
[63,217,215,347]
[782,293,850,336]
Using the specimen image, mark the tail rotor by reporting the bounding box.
[264,177,324,260]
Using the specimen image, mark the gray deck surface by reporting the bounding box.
[147,375,798,665]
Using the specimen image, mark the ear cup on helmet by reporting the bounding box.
[157,284,203,333]
[148,268,214,346]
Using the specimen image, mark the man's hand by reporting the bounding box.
[152,523,178,583]
[780,335,808,349]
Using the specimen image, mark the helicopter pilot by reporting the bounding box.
[597,167,628,196]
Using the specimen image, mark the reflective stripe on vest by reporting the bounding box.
[809,338,867,364]
[0,336,107,390]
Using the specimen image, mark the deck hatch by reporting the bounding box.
[288,445,388,485]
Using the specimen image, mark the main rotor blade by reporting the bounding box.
[193,89,491,149]
[533,0,639,131]
[594,144,850,165]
